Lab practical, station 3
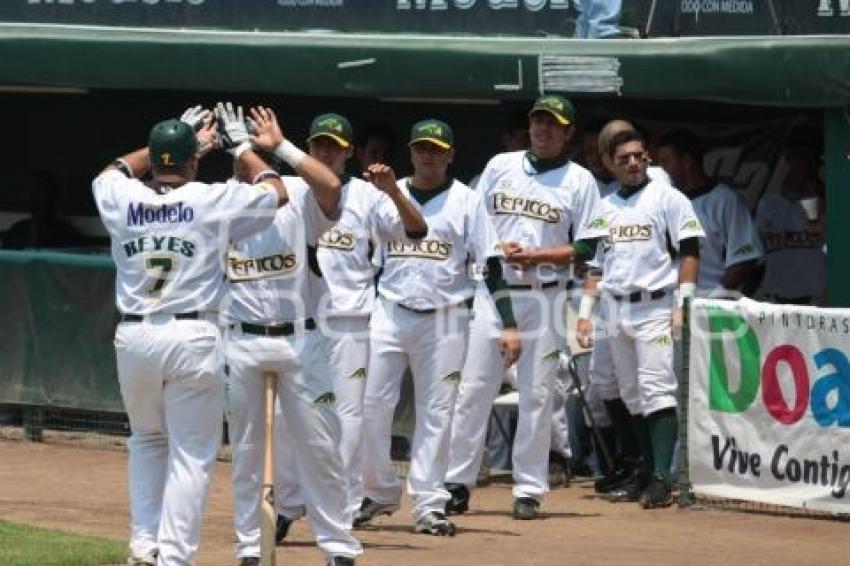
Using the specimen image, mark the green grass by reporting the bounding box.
[0,520,125,566]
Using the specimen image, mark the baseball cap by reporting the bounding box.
[307,113,353,148]
[148,119,199,169]
[408,119,454,150]
[529,95,575,126]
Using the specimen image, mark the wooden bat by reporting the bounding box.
[261,371,278,566]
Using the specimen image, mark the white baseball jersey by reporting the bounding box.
[377,178,499,311]
[92,169,278,315]
[689,183,763,291]
[597,178,705,295]
[476,151,608,286]
[314,177,409,317]
[755,191,826,299]
[224,177,335,324]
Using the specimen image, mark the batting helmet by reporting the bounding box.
[149,119,199,169]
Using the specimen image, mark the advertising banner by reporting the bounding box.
[689,298,850,514]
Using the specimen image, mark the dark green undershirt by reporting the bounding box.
[683,181,715,201]
[524,151,570,175]
[572,238,600,263]
[407,178,453,206]
[483,256,517,329]
[617,178,650,200]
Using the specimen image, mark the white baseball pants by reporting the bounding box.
[598,294,678,416]
[362,297,469,521]
[115,317,223,566]
[224,325,362,561]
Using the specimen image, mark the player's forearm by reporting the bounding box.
[678,254,700,285]
[720,260,757,291]
[237,151,287,205]
[525,238,598,266]
[294,155,342,217]
[387,189,428,239]
[483,257,517,329]
[107,148,150,178]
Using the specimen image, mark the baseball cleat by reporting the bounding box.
[444,482,470,515]
[276,513,294,544]
[593,466,633,494]
[639,475,674,509]
[352,497,399,527]
[414,511,457,536]
[605,470,650,503]
[511,497,540,520]
[127,553,157,566]
[327,556,356,565]
[237,558,260,566]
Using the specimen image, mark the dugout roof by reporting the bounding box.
[0,24,849,108]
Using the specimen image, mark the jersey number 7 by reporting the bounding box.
[144,254,176,298]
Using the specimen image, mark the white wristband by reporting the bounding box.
[578,294,596,320]
[273,139,306,168]
[233,141,252,159]
[677,282,696,308]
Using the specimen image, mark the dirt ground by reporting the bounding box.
[1,440,846,566]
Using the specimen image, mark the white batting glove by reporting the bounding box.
[179,105,211,132]
[215,101,251,154]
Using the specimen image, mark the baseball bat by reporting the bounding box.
[261,371,278,566]
[566,353,615,471]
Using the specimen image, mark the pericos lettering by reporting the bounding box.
[492,192,561,223]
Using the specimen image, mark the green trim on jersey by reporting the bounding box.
[524,151,570,175]
[407,178,453,206]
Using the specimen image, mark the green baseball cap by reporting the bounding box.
[307,113,353,148]
[529,95,575,126]
[148,119,199,169]
[408,119,454,150]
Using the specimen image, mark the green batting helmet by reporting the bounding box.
[148,119,199,169]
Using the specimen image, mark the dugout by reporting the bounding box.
[0,3,849,418]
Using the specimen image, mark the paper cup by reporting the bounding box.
[800,197,819,221]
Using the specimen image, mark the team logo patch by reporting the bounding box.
[386,239,452,261]
[647,334,673,347]
[227,251,298,282]
[317,116,345,132]
[609,224,652,242]
[681,218,702,231]
[348,368,367,380]
[585,217,608,230]
[314,392,336,405]
[318,229,356,251]
[493,192,562,223]
[733,243,755,256]
[442,371,462,383]
[542,350,561,362]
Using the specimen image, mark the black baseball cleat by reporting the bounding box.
[414,511,457,536]
[276,514,294,544]
[511,497,540,520]
[593,466,633,494]
[327,556,356,565]
[237,557,260,566]
[605,470,650,503]
[444,482,470,515]
[352,497,399,527]
[639,474,674,509]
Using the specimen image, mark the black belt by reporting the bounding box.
[508,280,561,291]
[396,298,473,315]
[612,289,667,303]
[120,311,201,323]
[239,318,316,337]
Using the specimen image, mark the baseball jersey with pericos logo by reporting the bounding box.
[690,183,763,291]
[224,176,336,324]
[755,190,826,299]
[476,150,608,286]
[377,178,500,311]
[314,177,410,317]
[596,178,705,296]
[92,169,278,315]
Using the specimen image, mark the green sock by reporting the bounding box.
[647,407,679,482]
[632,415,653,478]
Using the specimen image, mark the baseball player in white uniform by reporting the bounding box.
[272,113,428,539]
[656,130,763,296]
[354,119,519,536]
[577,129,704,509]
[579,119,678,495]
[218,105,362,566]
[93,107,289,565]
[755,127,826,306]
[445,96,607,521]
